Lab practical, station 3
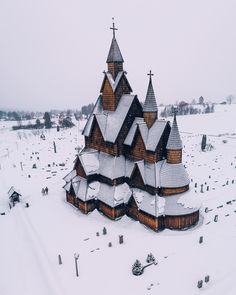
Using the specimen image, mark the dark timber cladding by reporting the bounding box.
[64,20,200,232]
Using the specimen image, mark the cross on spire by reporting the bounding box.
[110,17,118,38]
[147,70,154,81]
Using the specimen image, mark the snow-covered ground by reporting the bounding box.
[0,104,236,295]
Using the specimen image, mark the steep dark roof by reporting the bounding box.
[124,117,168,151]
[82,94,137,143]
[143,77,157,112]
[106,37,124,63]
[166,114,182,150]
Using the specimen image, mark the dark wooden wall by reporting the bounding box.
[165,211,199,229]
[143,112,157,128]
[108,62,123,79]
[167,149,182,164]
[160,185,189,196]
[74,157,87,178]
[85,119,118,156]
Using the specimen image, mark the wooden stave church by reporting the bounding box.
[63,23,200,232]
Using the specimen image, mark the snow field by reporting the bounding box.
[0,104,236,295]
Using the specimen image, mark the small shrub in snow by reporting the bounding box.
[132,260,143,276]
[146,253,155,263]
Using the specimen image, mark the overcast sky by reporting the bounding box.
[0,0,236,111]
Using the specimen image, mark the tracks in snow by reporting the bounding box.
[13,205,65,295]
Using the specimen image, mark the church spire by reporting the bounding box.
[106,18,124,78]
[166,108,183,164]
[166,109,182,150]
[143,71,158,128]
[143,71,158,112]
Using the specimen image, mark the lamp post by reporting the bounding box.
[74,253,79,277]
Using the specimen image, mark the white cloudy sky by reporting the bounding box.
[0,0,235,111]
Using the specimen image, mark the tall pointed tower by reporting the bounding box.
[106,22,124,78]
[100,19,132,111]
[143,71,158,128]
[166,109,182,164]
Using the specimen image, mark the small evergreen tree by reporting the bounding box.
[44,112,52,129]
[146,253,155,263]
[132,259,143,276]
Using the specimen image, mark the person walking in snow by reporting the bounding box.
[41,188,45,196]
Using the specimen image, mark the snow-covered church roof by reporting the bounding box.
[124,117,168,151]
[166,114,182,150]
[160,160,190,188]
[106,37,124,63]
[77,148,134,180]
[82,95,136,143]
[143,75,157,112]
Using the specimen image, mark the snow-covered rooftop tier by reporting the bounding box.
[160,160,190,188]
[132,188,165,217]
[77,149,189,189]
[64,175,100,202]
[165,189,201,216]
[124,117,168,151]
[143,76,157,112]
[78,148,134,179]
[166,114,182,150]
[134,160,164,188]
[78,149,99,175]
[97,182,132,208]
[132,188,199,217]
[82,94,136,143]
[106,37,124,63]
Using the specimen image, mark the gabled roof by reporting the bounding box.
[7,187,21,198]
[79,149,99,176]
[143,76,157,112]
[100,71,132,93]
[124,117,168,151]
[82,94,137,143]
[166,114,182,150]
[106,37,124,63]
[131,160,164,188]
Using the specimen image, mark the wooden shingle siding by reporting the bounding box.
[167,149,182,164]
[160,185,189,196]
[165,211,199,229]
[143,112,157,128]
[108,62,123,78]
[102,79,116,111]
[74,157,87,178]
[126,197,139,220]
[138,210,160,231]
[85,120,118,156]
[66,193,75,205]
[97,200,126,220]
